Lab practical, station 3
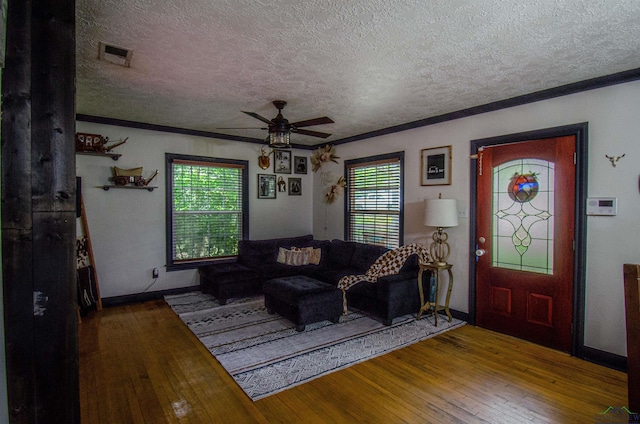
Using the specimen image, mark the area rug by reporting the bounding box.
[165,291,465,400]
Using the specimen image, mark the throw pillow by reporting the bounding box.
[299,246,321,265]
[276,247,287,264]
[284,248,311,266]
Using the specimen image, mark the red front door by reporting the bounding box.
[475,136,576,352]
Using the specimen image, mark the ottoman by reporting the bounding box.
[263,275,343,331]
[198,263,261,305]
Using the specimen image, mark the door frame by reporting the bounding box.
[468,122,588,357]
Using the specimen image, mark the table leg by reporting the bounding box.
[433,271,440,326]
[444,268,453,322]
[417,268,426,319]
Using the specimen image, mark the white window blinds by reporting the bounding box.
[346,157,402,249]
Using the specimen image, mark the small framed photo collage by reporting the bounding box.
[258,149,307,198]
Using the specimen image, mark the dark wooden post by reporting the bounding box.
[624,264,640,412]
[2,0,36,421]
[2,0,79,422]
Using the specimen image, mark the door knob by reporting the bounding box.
[475,249,486,257]
[478,237,486,243]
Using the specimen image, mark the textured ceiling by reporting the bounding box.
[76,0,640,146]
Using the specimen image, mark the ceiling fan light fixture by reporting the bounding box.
[269,131,290,148]
[235,100,332,146]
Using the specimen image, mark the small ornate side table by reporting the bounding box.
[417,262,453,326]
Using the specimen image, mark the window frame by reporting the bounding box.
[344,152,405,248]
[165,153,249,271]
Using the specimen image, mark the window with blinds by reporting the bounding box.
[345,152,404,249]
[165,154,248,270]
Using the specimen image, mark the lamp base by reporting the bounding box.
[429,227,451,265]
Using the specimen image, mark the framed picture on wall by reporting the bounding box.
[258,174,276,199]
[277,176,287,192]
[294,156,308,174]
[288,178,302,195]
[274,149,291,174]
[421,145,452,186]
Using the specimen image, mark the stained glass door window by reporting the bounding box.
[492,159,554,274]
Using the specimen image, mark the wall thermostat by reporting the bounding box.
[586,197,617,216]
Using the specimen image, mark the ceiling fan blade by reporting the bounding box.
[290,116,334,127]
[291,128,332,138]
[241,111,273,125]
[216,127,267,130]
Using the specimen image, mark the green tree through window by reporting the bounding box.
[166,154,248,270]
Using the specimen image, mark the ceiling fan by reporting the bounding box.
[219,100,334,148]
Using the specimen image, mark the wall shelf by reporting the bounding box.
[101,185,156,192]
[77,151,121,161]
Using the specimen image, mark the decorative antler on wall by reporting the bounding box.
[605,153,625,167]
[258,146,273,170]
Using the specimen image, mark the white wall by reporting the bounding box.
[313,80,640,357]
[78,79,640,356]
[76,123,314,298]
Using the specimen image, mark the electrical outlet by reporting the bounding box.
[152,267,159,278]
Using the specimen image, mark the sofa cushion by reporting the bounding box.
[255,263,313,280]
[350,244,389,272]
[345,279,377,299]
[400,253,419,272]
[273,234,315,249]
[308,267,361,286]
[327,239,357,268]
[307,239,331,266]
[239,239,277,267]
[374,272,420,300]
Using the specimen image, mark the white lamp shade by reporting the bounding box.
[424,198,459,228]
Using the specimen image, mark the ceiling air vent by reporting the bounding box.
[98,42,133,67]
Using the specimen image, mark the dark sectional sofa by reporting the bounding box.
[198,234,428,325]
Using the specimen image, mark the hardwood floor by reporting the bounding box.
[79,299,627,423]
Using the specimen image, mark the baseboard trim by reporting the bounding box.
[101,285,200,308]
[448,309,469,323]
[581,346,627,372]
